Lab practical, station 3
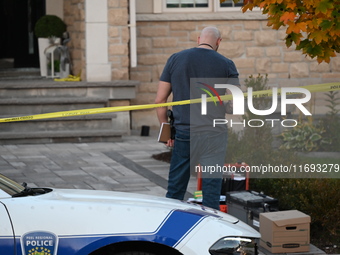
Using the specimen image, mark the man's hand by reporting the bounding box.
[166,139,174,147]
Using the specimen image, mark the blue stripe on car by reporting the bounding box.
[3,209,209,255]
[59,209,207,255]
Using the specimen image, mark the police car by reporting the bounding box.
[0,173,260,255]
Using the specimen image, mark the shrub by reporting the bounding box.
[252,178,340,252]
[226,75,339,253]
[279,120,330,152]
[279,91,339,152]
[226,74,301,167]
[319,91,340,152]
[34,15,66,38]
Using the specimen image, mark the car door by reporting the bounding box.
[0,201,15,255]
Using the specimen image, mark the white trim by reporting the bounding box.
[159,0,261,13]
[136,12,266,21]
[85,0,108,22]
[129,0,137,68]
[86,64,112,82]
[153,0,162,13]
[85,0,111,82]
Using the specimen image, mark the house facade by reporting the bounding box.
[51,0,340,130]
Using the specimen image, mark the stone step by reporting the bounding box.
[0,78,138,144]
[0,68,40,79]
[0,97,108,115]
[0,129,123,144]
[0,113,118,132]
[0,79,137,99]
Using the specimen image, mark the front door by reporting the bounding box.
[0,0,45,68]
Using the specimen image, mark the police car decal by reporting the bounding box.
[21,231,58,255]
[16,209,207,255]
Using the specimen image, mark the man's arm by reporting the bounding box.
[155,81,174,146]
[155,81,172,124]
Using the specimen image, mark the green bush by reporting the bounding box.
[279,91,339,152]
[279,120,330,152]
[226,74,301,167]
[226,74,339,253]
[319,91,340,152]
[252,178,340,252]
[34,15,66,38]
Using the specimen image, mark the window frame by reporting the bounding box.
[216,0,261,12]
[154,0,261,14]
[162,0,213,13]
[216,0,245,12]
[159,0,260,13]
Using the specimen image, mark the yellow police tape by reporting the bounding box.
[1,82,340,123]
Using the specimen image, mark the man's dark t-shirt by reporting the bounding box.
[160,47,239,132]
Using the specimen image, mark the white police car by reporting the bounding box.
[0,173,260,255]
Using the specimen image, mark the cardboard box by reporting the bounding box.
[260,210,311,253]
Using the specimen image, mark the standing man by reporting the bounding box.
[155,26,240,210]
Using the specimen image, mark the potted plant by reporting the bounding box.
[34,15,66,77]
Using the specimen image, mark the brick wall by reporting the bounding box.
[108,0,130,80]
[63,2,340,131]
[64,0,86,80]
[64,0,130,81]
[130,20,340,130]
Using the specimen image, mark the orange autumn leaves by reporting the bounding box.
[221,0,340,63]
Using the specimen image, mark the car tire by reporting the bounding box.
[115,252,155,255]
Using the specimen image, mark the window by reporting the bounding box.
[163,0,212,12]
[166,0,209,8]
[163,0,245,12]
[219,0,244,8]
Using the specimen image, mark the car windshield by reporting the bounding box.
[0,174,25,196]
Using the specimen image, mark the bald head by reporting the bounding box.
[200,27,221,40]
[197,27,222,51]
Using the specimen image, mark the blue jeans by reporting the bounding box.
[166,129,228,210]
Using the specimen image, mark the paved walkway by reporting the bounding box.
[0,133,197,199]
[0,133,331,255]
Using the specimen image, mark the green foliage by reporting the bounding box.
[226,74,340,252]
[244,74,269,92]
[279,91,340,152]
[252,178,340,250]
[279,121,331,152]
[237,0,340,63]
[226,74,301,167]
[319,91,340,152]
[324,91,340,116]
[48,60,61,73]
[34,15,66,38]
[226,74,272,165]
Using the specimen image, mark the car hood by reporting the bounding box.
[3,188,260,239]
[48,188,239,222]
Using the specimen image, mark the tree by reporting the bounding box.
[224,0,340,63]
